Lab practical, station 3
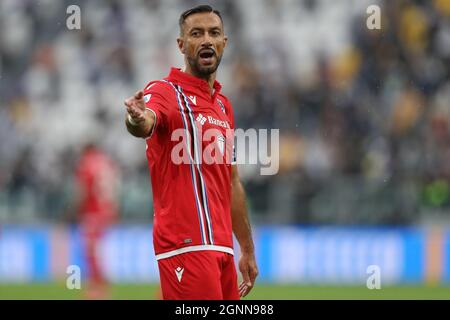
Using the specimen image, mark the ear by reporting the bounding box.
[223,36,228,49]
[177,37,185,54]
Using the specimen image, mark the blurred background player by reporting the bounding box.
[74,143,120,299]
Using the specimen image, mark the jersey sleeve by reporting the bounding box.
[142,81,173,138]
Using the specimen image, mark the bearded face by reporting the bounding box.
[178,12,227,79]
[187,45,222,77]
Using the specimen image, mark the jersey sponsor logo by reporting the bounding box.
[207,116,229,129]
[196,114,228,129]
[196,114,207,126]
[188,95,197,105]
[143,94,151,103]
[175,266,184,282]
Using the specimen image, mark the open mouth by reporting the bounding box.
[198,49,215,64]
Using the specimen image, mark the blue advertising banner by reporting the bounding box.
[0,225,447,284]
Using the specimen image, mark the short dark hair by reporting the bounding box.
[179,5,223,35]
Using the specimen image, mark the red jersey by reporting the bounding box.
[75,147,119,225]
[143,68,236,260]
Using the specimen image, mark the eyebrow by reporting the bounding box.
[189,26,222,32]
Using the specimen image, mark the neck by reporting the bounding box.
[184,65,216,92]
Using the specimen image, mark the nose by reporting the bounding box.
[201,33,212,47]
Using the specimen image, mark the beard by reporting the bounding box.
[187,53,223,78]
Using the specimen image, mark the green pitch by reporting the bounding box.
[1,283,449,300]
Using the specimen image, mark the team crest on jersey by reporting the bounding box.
[217,134,225,155]
[144,94,151,103]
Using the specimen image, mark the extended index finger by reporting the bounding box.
[134,90,144,100]
[124,97,134,107]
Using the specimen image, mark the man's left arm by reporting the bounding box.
[231,165,259,297]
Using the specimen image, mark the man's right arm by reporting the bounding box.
[124,90,156,138]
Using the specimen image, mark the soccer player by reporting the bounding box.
[74,143,120,299]
[124,5,258,300]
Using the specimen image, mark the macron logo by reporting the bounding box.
[188,95,197,105]
[196,114,207,125]
[175,267,184,282]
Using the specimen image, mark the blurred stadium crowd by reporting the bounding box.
[0,0,449,225]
